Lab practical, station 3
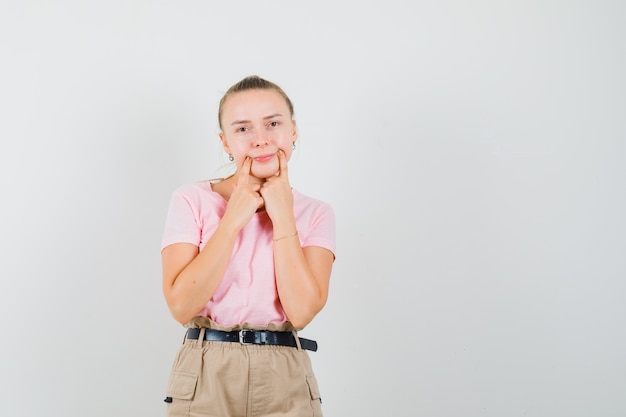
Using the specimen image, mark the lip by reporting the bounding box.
[252,153,276,163]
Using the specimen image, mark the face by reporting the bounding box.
[219,89,297,181]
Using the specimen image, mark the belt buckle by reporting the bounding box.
[238,330,251,345]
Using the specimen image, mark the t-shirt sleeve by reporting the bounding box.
[301,202,336,258]
[160,187,202,251]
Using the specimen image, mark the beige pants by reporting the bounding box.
[165,319,323,417]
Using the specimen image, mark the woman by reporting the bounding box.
[160,75,336,417]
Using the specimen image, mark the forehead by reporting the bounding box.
[221,89,290,122]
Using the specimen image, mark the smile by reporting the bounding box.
[253,153,276,162]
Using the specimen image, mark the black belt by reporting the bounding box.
[186,328,318,352]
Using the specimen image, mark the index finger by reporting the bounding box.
[277,149,289,179]
[238,156,252,184]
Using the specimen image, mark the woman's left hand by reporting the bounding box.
[260,149,294,223]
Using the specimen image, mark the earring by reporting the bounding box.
[292,142,296,150]
[228,154,234,162]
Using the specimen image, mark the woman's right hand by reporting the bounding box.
[222,157,264,230]
[163,159,264,324]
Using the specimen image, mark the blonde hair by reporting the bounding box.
[218,75,294,130]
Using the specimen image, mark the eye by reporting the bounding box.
[268,121,280,128]
[236,126,248,133]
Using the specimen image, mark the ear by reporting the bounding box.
[219,132,231,154]
[291,119,298,142]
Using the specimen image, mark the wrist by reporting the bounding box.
[273,230,298,242]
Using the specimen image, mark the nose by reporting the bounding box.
[252,129,270,147]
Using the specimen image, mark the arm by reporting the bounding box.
[162,158,264,324]
[161,222,239,325]
[262,150,335,328]
[273,233,334,329]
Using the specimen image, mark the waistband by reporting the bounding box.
[185,328,318,352]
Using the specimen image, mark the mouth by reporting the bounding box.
[252,153,276,163]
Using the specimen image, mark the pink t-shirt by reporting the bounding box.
[161,181,336,327]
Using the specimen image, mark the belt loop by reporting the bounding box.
[196,328,206,349]
[291,330,302,351]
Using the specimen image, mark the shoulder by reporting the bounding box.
[292,189,336,252]
[169,181,224,208]
[171,181,214,198]
[292,189,334,215]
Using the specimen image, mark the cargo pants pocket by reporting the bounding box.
[165,371,198,417]
[306,373,323,417]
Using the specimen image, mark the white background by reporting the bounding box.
[1,1,625,416]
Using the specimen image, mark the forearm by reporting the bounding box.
[165,223,239,324]
[273,230,327,329]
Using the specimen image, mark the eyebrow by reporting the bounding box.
[230,113,284,126]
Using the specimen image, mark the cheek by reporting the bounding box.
[227,140,248,156]
[275,131,294,147]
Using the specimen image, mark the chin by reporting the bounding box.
[251,164,279,179]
